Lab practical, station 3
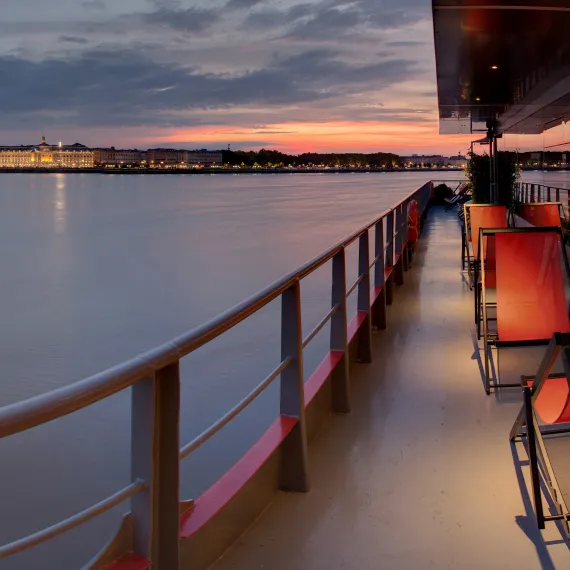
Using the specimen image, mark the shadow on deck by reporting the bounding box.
[208,208,570,570]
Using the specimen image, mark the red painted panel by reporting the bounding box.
[180,415,297,538]
[370,285,383,305]
[470,206,507,261]
[384,266,393,280]
[304,351,344,406]
[527,378,570,424]
[483,235,497,288]
[496,232,570,342]
[347,311,368,343]
[520,204,561,228]
[104,554,150,570]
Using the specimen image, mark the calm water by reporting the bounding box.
[0,170,564,569]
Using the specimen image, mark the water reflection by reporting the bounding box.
[53,174,67,234]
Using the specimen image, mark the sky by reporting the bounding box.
[0,0,563,154]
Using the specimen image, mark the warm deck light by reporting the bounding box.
[491,65,498,70]
[475,97,481,102]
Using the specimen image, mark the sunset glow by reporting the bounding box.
[154,121,476,155]
[0,1,566,155]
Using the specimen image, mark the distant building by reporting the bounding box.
[0,136,94,168]
[401,154,445,167]
[446,155,467,168]
[93,148,145,166]
[185,150,223,166]
[145,149,223,167]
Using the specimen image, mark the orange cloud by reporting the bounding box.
[150,121,475,155]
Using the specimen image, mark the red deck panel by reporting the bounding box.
[385,266,393,280]
[470,206,507,261]
[370,285,383,305]
[304,350,345,406]
[526,378,570,424]
[520,204,561,228]
[104,554,150,570]
[496,232,570,342]
[180,415,297,538]
[347,311,368,344]
[483,234,497,288]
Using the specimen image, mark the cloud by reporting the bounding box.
[59,35,89,44]
[225,0,264,10]
[0,0,442,150]
[285,8,364,39]
[0,47,416,128]
[81,0,106,9]
[243,3,314,30]
[141,7,220,32]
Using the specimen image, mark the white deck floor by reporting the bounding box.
[210,208,570,570]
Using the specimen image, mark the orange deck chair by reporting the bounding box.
[517,202,563,228]
[480,227,570,394]
[510,333,570,536]
[464,204,507,290]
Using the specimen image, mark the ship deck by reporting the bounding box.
[210,207,570,570]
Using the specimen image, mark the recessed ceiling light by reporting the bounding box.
[491,65,499,70]
[475,97,481,101]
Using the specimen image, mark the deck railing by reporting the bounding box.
[517,182,570,215]
[0,181,433,569]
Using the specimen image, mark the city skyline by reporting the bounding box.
[1,0,568,154]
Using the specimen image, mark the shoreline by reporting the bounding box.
[0,166,567,175]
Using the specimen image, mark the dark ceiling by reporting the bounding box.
[432,0,570,134]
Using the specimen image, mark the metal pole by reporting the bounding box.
[547,186,551,202]
[524,387,545,529]
[402,200,410,272]
[131,363,181,569]
[372,219,387,330]
[280,282,310,492]
[489,139,494,204]
[395,206,404,286]
[531,184,535,202]
[330,250,350,413]
[493,136,499,204]
[385,211,394,305]
[357,230,373,363]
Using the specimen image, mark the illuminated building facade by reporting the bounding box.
[0,136,94,168]
[93,148,146,166]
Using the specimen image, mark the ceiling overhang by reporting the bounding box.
[433,1,570,135]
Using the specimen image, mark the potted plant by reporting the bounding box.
[465,151,519,207]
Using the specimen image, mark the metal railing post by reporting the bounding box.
[131,363,181,569]
[557,187,561,202]
[279,282,309,492]
[385,211,394,305]
[538,186,542,202]
[402,201,410,271]
[395,206,405,286]
[547,186,552,202]
[530,184,535,202]
[330,249,350,413]
[357,231,373,363]
[372,219,387,330]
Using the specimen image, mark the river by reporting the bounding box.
[0,170,567,569]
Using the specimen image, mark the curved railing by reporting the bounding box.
[0,181,433,568]
[517,182,569,206]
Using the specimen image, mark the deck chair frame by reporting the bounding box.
[479,226,570,394]
[510,333,570,535]
[464,203,506,291]
[444,182,469,211]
